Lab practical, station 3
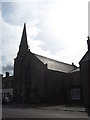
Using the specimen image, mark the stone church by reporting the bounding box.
[13,23,85,104]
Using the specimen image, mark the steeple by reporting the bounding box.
[17,23,29,57]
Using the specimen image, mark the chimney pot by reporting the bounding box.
[6,72,9,77]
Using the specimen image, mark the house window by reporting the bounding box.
[71,88,80,100]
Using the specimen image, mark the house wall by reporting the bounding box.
[13,57,23,101]
[65,71,81,103]
[46,69,67,103]
[2,74,13,98]
[80,61,88,108]
[14,52,47,103]
[22,53,47,103]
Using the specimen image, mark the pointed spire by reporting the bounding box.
[18,23,29,57]
[20,23,28,49]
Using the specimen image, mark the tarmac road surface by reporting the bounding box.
[2,105,88,118]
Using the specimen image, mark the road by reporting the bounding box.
[2,105,88,118]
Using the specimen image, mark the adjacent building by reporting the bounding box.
[2,72,13,99]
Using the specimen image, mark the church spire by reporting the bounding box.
[18,23,29,57]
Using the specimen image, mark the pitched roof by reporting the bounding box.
[3,76,13,80]
[35,54,77,73]
[79,50,90,64]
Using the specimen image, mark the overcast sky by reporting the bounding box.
[1,0,89,76]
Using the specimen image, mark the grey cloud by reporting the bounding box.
[35,22,65,53]
[2,64,13,74]
[2,1,51,26]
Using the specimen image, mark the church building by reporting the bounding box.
[13,23,82,104]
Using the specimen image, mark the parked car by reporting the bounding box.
[2,97,12,104]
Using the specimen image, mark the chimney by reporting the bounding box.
[6,72,9,77]
[87,36,90,51]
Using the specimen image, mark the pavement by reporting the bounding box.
[38,105,86,112]
[2,103,88,118]
[3,102,86,112]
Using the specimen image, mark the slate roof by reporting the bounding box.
[68,67,80,73]
[35,54,77,73]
